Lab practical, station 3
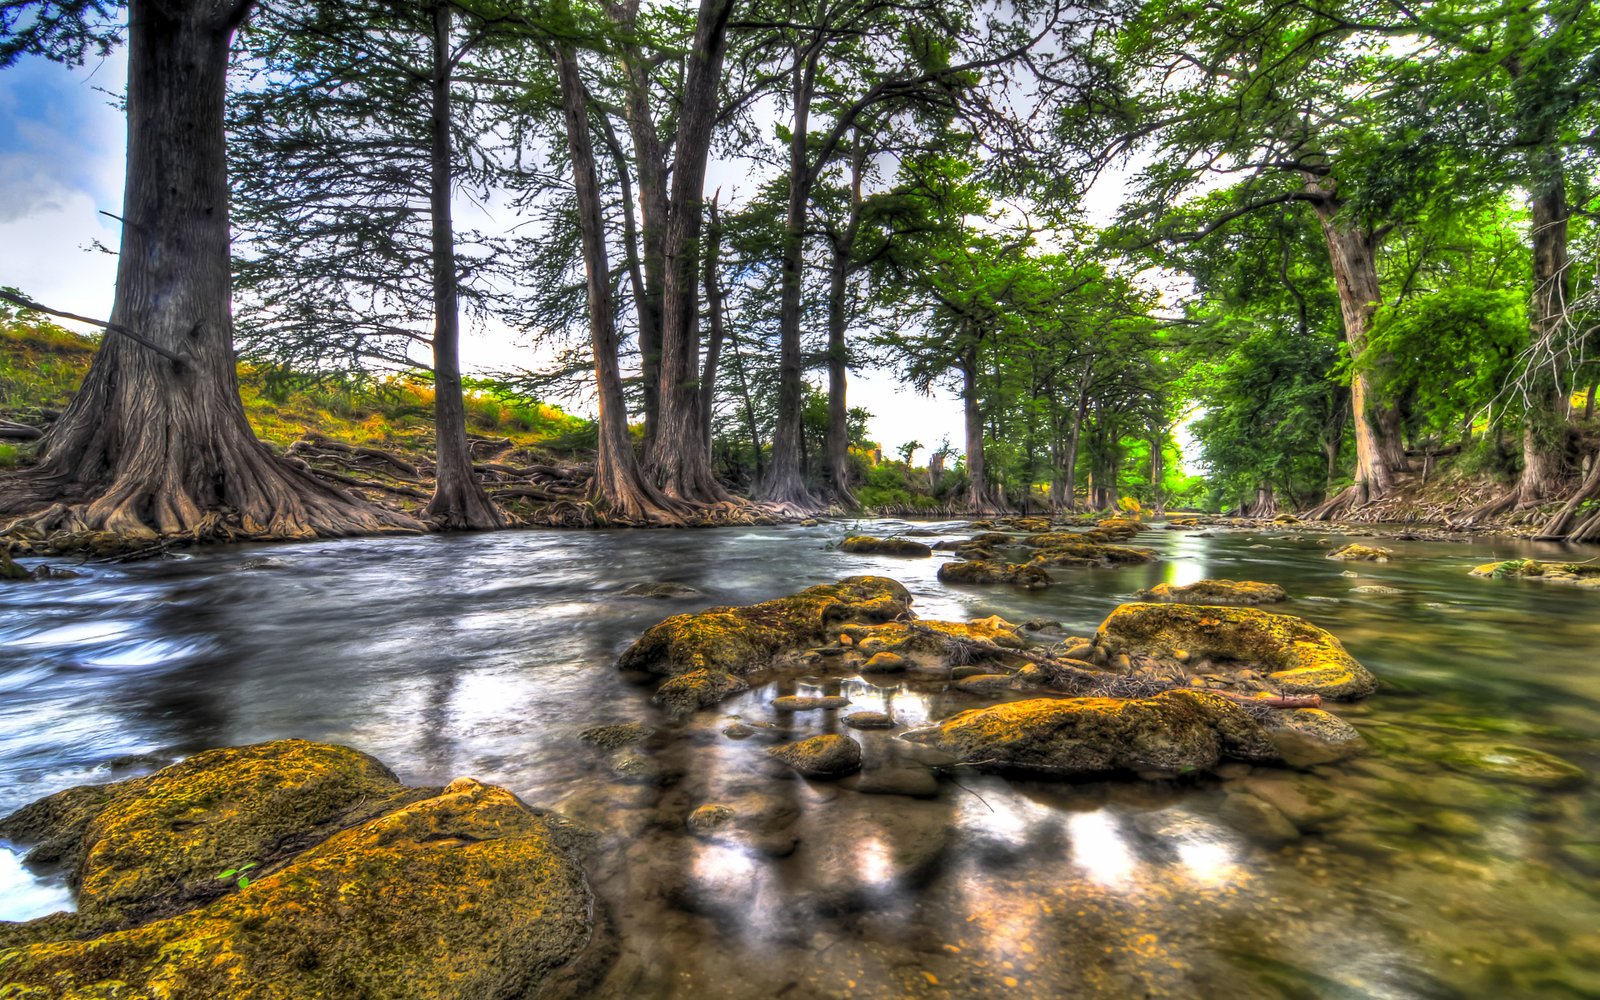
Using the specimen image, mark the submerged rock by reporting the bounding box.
[1133,579,1288,605]
[839,535,934,557]
[1326,543,1393,562]
[618,576,911,677]
[0,744,594,999]
[1263,709,1366,766]
[937,559,1051,589]
[620,581,702,599]
[771,694,851,712]
[902,690,1279,776]
[766,734,863,778]
[579,722,655,749]
[1094,603,1378,700]
[1438,741,1587,788]
[843,711,897,730]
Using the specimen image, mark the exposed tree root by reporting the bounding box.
[1533,452,1600,542]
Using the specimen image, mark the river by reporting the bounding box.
[2,520,1597,998]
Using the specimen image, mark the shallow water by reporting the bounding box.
[1,521,1598,997]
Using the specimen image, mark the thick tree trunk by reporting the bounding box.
[760,47,820,510]
[0,0,418,543]
[652,0,736,504]
[556,43,678,523]
[1312,199,1404,504]
[424,5,502,530]
[699,197,727,451]
[1518,164,1572,505]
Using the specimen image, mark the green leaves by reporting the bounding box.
[218,862,259,889]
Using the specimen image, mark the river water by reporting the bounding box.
[1,520,1597,998]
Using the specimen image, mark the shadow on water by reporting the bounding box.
[1,519,1598,997]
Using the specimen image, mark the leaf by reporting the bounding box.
[238,862,258,872]
[237,876,252,888]
[219,869,237,878]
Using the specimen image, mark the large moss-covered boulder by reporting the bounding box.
[1133,579,1288,605]
[617,576,911,677]
[902,690,1279,776]
[838,536,933,557]
[937,559,1051,589]
[1470,559,1600,589]
[0,740,418,928]
[1095,603,1377,700]
[1023,539,1158,567]
[0,777,593,1000]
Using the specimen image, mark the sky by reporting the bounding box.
[0,49,1133,465]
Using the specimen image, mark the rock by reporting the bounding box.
[1235,774,1352,830]
[608,748,678,786]
[0,752,592,1000]
[843,711,897,730]
[1063,642,1094,660]
[1264,709,1366,766]
[620,581,702,599]
[1350,585,1402,596]
[954,673,1015,695]
[1133,579,1288,605]
[840,618,1024,667]
[1470,559,1600,589]
[653,669,749,711]
[1094,602,1378,700]
[1438,741,1587,788]
[0,739,418,927]
[1022,618,1062,631]
[578,722,655,749]
[850,763,940,798]
[901,690,1280,776]
[794,802,952,910]
[722,723,756,739]
[771,694,850,712]
[1020,535,1159,567]
[618,576,911,677]
[1326,543,1393,562]
[838,535,934,557]
[687,804,736,836]
[799,518,820,527]
[860,651,907,673]
[766,734,863,778]
[937,559,1051,588]
[1219,792,1301,845]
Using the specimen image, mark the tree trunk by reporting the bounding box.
[1518,162,1572,505]
[699,196,727,452]
[1312,198,1403,503]
[960,344,997,513]
[759,45,819,510]
[424,5,502,530]
[1149,432,1165,516]
[0,0,418,543]
[652,0,736,504]
[824,238,856,508]
[609,0,666,453]
[555,41,678,523]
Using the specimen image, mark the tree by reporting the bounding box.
[0,0,418,542]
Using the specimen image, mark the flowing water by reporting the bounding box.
[1,521,1598,998]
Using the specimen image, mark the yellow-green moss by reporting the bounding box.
[765,734,862,778]
[1133,579,1288,605]
[937,560,1051,588]
[1471,560,1600,589]
[839,617,1023,658]
[652,669,749,711]
[617,576,912,676]
[838,536,933,557]
[0,779,593,1000]
[1326,543,1393,562]
[1095,603,1377,700]
[902,690,1278,775]
[0,741,417,930]
[1024,541,1158,568]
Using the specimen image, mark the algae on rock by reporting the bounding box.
[1133,579,1288,605]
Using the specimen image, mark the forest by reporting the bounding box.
[0,0,1594,548]
[2,2,1600,1000]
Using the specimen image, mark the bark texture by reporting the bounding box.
[0,0,419,544]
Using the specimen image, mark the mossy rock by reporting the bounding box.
[902,690,1279,776]
[652,669,749,712]
[1095,603,1377,700]
[0,777,594,1000]
[1326,543,1393,562]
[766,734,862,778]
[1471,559,1600,588]
[838,536,933,557]
[937,559,1051,589]
[0,740,419,929]
[1133,579,1288,605]
[839,618,1024,663]
[617,576,911,677]
[577,722,655,750]
[1263,709,1366,766]
[1023,539,1158,567]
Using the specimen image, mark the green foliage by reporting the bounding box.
[217,862,258,890]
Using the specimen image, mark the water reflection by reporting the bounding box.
[0,521,1596,996]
